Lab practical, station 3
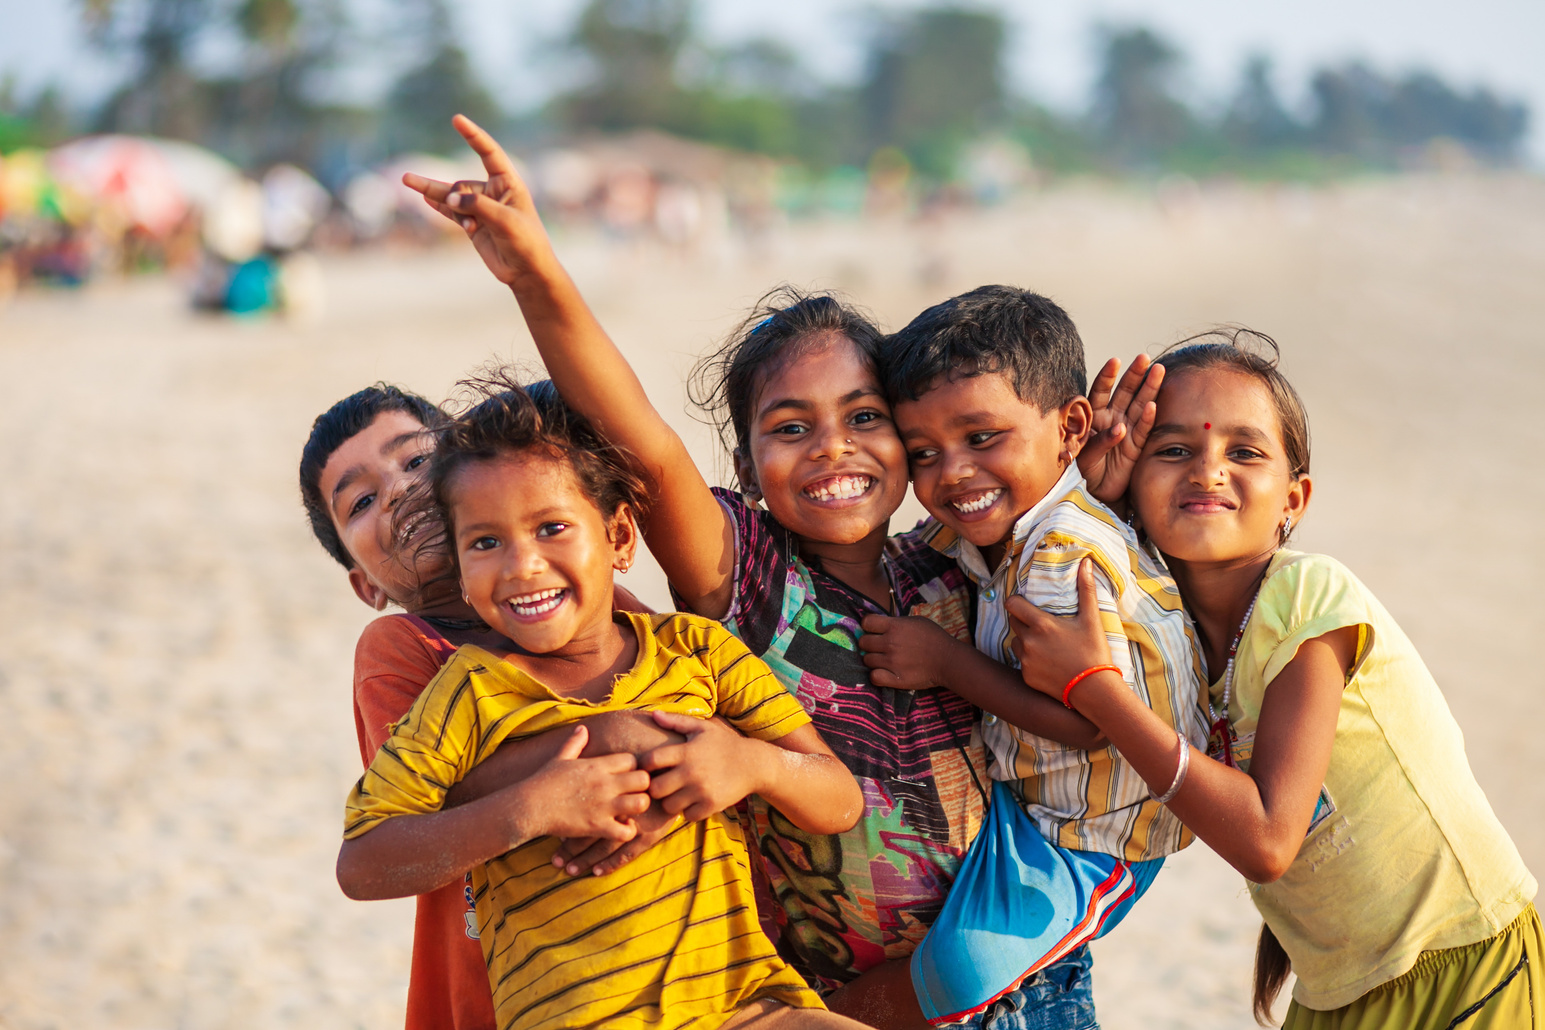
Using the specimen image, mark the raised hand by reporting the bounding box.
[1077,355,1164,506]
[858,614,951,690]
[400,114,556,290]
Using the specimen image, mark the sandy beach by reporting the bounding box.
[1,172,1541,1029]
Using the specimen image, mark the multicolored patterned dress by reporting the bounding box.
[693,489,991,993]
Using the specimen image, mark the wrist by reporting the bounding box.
[505,245,567,297]
[1066,670,1129,720]
[498,784,540,847]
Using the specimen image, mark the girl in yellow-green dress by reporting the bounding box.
[1006,330,1539,1028]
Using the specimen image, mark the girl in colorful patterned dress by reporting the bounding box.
[401,115,1146,1028]
[1006,330,1540,1028]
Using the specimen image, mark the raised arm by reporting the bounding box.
[403,115,736,616]
[1007,560,1350,883]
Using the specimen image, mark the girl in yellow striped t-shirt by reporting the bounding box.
[1006,330,1538,1029]
[337,373,869,1030]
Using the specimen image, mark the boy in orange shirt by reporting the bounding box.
[300,384,658,1030]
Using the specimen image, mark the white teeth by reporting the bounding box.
[805,475,873,502]
[508,588,565,616]
[952,489,1002,514]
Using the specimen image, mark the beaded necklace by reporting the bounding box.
[1205,592,1259,768]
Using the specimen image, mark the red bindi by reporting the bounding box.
[1204,422,1211,429]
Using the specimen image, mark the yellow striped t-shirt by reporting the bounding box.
[926,463,1209,863]
[344,611,823,1030]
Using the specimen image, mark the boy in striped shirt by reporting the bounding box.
[864,286,1207,1027]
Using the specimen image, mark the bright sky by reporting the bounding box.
[5,0,1542,161]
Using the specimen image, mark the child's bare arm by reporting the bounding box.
[642,714,863,835]
[1077,355,1162,508]
[858,614,1105,749]
[1008,560,1350,883]
[336,725,651,900]
[403,116,737,618]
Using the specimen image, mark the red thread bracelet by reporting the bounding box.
[1062,664,1121,708]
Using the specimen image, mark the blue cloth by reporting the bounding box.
[910,781,1163,1025]
[961,946,1098,1030]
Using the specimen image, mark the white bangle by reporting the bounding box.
[1151,731,1190,805]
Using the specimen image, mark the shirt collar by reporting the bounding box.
[929,461,1087,587]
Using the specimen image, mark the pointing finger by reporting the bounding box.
[451,114,529,193]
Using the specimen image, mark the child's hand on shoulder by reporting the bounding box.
[639,714,757,823]
[401,114,557,291]
[1007,558,1112,698]
[858,614,952,690]
[1078,355,1163,506]
[512,725,652,842]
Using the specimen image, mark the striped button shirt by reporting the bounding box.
[345,611,823,1030]
[925,463,1208,863]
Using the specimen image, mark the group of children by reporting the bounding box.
[298,115,1540,1030]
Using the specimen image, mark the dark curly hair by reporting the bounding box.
[298,383,442,569]
[688,286,885,483]
[397,369,651,587]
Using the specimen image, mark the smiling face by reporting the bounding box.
[317,409,436,609]
[896,371,1091,563]
[447,450,636,656]
[736,333,910,547]
[1130,367,1310,568]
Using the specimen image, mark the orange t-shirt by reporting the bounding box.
[353,613,497,1030]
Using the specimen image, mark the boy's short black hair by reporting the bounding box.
[882,285,1086,411]
[298,384,442,569]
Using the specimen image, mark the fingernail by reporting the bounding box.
[461,218,475,231]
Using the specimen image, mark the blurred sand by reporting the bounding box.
[1,173,1542,1029]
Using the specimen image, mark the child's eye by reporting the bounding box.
[1154,445,1189,458]
[348,492,375,517]
[909,447,939,464]
[770,422,807,437]
[536,522,569,538]
[1229,447,1265,461]
[967,431,998,447]
[406,453,429,471]
[468,535,500,551]
[850,410,884,427]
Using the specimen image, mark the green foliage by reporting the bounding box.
[860,8,1007,178]
[53,0,1535,187]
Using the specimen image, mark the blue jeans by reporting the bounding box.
[957,946,1098,1030]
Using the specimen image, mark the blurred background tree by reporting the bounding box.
[10,1,1527,183]
[383,0,500,155]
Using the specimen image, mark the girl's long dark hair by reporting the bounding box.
[1253,922,1292,1025]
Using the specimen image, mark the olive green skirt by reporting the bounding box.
[1283,903,1541,1030]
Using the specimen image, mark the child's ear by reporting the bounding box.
[732,449,763,506]
[1285,473,1312,531]
[608,505,641,572]
[348,566,393,611]
[1060,397,1095,462]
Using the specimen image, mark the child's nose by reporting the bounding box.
[810,422,855,459]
